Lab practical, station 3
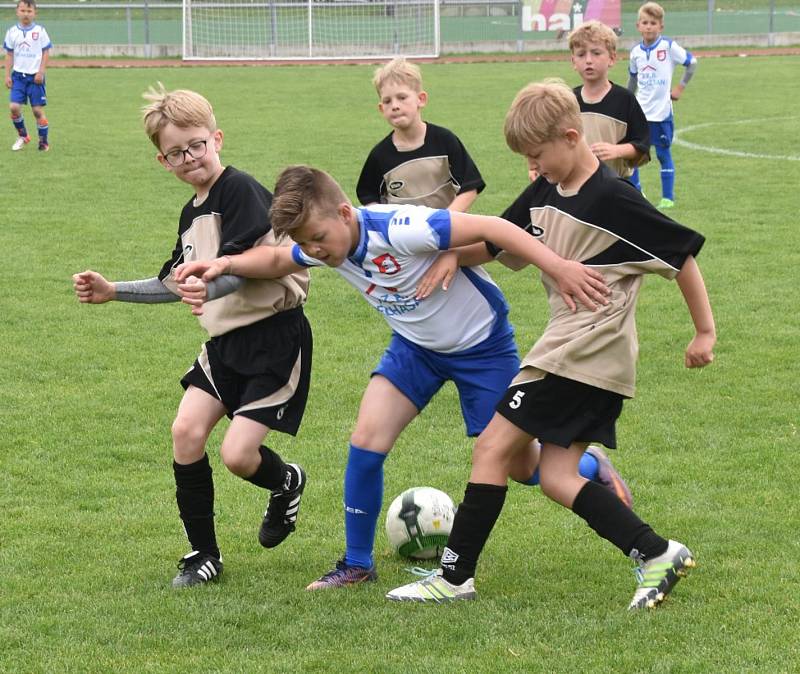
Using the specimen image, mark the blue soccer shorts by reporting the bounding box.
[648,117,674,149]
[10,72,47,106]
[373,328,520,437]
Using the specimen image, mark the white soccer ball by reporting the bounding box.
[385,486,455,559]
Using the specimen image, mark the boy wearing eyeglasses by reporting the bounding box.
[72,85,313,589]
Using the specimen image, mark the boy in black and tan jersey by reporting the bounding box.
[569,20,650,182]
[387,79,716,610]
[356,57,485,211]
[72,86,312,588]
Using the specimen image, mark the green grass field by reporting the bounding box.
[1,55,799,672]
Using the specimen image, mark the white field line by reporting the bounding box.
[674,117,800,162]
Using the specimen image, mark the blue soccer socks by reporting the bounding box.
[343,444,387,569]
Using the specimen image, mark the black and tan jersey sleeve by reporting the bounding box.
[215,169,272,255]
[436,125,485,196]
[356,138,389,205]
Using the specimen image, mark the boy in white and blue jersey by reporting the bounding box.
[628,1,697,209]
[174,165,623,592]
[4,0,51,151]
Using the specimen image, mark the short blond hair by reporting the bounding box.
[141,83,217,148]
[638,2,664,22]
[372,57,423,95]
[568,20,617,56]
[504,79,582,154]
[270,165,349,239]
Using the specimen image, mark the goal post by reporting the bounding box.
[183,0,440,61]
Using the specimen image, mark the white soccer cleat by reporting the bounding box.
[629,539,695,610]
[386,569,476,603]
[12,135,30,151]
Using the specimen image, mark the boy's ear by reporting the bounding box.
[156,152,172,170]
[417,90,428,107]
[564,128,581,146]
[213,128,224,151]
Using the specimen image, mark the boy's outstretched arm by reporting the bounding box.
[175,245,302,283]
[675,255,716,368]
[448,212,609,311]
[415,243,493,299]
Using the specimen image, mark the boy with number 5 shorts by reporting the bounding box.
[387,79,715,610]
[73,86,312,588]
[175,165,630,593]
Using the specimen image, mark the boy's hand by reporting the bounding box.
[671,84,685,101]
[552,260,609,312]
[72,270,115,304]
[34,72,44,84]
[416,251,458,299]
[177,276,208,315]
[175,256,230,283]
[685,332,715,368]
[5,76,11,89]
[589,142,619,162]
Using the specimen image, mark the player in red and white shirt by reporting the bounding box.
[3,0,51,151]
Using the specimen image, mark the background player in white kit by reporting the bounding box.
[174,165,627,592]
[628,1,697,209]
[4,0,51,151]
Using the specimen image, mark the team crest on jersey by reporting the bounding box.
[388,180,404,192]
[657,49,667,61]
[32,32,39,40]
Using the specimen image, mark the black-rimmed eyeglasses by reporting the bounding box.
[163,137,212,167]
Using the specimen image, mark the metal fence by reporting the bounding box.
[1,0,798,57]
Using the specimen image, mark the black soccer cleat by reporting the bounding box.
[172,550,223,588]
[259,464,306,548]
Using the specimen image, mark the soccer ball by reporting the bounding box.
[385,487,455,560]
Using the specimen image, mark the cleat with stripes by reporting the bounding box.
[12,135,30,151]
[386,569,476,603]
[306,559,377,590]
[172,551,223,588]
[586,445,633,508]
[259,464,306,548]
[629,540,695,610]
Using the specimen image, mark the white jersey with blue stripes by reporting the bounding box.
[629,36,692,122]
[3,23,51,75]
[291,204,508,353]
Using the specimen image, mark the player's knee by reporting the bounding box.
[350,426,393,454]
[171,415,209,452]
[218,442,253,476]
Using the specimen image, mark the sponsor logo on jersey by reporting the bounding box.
[529,223,544,238]
[388,180,405,192]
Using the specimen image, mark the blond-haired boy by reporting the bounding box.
[628,1,698,208]
[356,57,485,212]
[387,79,716,610]
[73,85,312,588]
[4,0,51,151]
[175,164,614,591]
[568,19,649,181]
